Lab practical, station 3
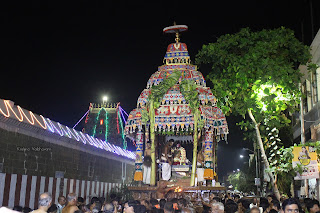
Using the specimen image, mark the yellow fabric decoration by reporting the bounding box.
[204,168,213,180]
[134,171,143,181]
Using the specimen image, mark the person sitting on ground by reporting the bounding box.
[62,193,79,213]
[48,204,58,213]
[33,192,52,213]
[57,196,67,213]
[306,199,320,213]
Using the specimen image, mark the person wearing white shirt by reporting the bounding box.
[56,196,66,213]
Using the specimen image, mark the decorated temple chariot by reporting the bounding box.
[124,24,229,196]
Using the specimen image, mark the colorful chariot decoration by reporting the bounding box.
[125,24,229,186]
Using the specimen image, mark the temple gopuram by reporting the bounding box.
[125,24,229,199]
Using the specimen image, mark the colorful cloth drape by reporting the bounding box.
[203,130,214,180]
[134,130,143,181]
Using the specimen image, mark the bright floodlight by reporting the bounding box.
[237,168,240,172]
[240,155,244,158]
[103,96,108,103]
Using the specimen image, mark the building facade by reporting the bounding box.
[293,29,320,142]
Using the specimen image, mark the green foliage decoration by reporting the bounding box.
[180,79,204,130]
[149,70,181,109]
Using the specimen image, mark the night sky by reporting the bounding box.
[1,1,319,178]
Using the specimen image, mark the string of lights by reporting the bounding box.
[119,106,128,124]
[0,100,47,129]
[0,99,135,159]
[73,109,90,128]
[117,110,127,149]
[119,106,129,117]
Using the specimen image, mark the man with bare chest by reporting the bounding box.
[62,193,79,213]
[156,181,175,199]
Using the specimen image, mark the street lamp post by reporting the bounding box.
[244,146,260,196]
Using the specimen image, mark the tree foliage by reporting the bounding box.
[227,163,256,193]
[196,27,311,128]
[196,27,314,198]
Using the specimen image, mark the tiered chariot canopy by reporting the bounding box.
[125,25,228,141]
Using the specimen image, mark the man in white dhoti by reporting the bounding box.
[143,164,151,184]
[143,143,151,184]
[196,148,205,185]
[161,154,172,180]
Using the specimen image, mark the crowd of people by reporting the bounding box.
[1,191,320,213]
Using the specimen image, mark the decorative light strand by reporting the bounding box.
[92,108,102,137]
[116,109,120,134]
[118,110,127,149]
[104,109,108,142]
[119,106,129,116]
[116,103,120,134]
[0,100,47,129]
[119,107,127,124]
[73,109,90,128]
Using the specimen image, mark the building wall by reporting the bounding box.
[0,173,123,209]
[0,127,135,183]
[293,29,320,141]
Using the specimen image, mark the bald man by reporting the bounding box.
[62,193,79,213]
[33,192,52,213]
